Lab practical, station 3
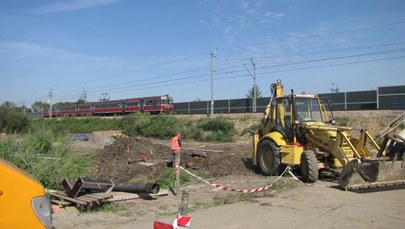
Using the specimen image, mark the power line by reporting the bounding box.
[51,53,405,102]
[52,47,405,101]
[27,43,405,103]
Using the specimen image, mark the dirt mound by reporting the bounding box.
[93,137,255,183]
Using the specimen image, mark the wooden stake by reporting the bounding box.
[180,191,189,216]
[175,162,180,195]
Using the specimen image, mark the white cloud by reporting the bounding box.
[261,11,286,26]
[32,0,123,14]
[240,0,250,10]
[0,41,118,67]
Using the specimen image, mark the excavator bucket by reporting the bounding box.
[338,158,405,190]
[338,134,405,190]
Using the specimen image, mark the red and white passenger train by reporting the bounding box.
[44,95,173,117]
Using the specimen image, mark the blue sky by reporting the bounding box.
[1,0,405,107]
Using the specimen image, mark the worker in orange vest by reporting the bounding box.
[171,132,182,167]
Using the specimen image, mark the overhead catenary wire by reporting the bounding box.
[50,54,405,100]
[48,49,405,102]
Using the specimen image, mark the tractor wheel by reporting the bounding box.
[300,150,319,183]
[257,139,281,176]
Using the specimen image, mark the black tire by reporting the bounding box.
[257,139,281,176]
[300,150,319,183]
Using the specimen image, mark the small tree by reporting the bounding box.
[0,102,30,134]
[246,84,262,98]
[32,101,49,113]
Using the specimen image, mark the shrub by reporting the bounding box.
[335,116,350,126]
[241,123,261,136]
[31,114,237,142]
[195,116,235,142]
[121,113,182,139]
[0,102,30,134]
[197,116,234,132]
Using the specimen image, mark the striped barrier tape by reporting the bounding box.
[179,166,292,193]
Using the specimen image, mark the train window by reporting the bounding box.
[106,103,121,108]
[80,105,90,109]
[146,100,154,105]
[60,106,75,111]
[127,101,138,106]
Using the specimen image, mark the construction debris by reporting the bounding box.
[51,177,163,209]
[189,151,207,158]
[62,177,114,198]
[49,190,113,209]
[113,182,160,194]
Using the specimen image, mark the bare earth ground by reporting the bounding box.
[53,110,405,229]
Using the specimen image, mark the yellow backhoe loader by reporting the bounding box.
[252,80,405,190]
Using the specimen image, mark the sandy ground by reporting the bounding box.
[53,110,405,228]
[138,184,405,229]
[53,179,405,229]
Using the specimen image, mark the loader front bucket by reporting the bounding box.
[338,158,405,190]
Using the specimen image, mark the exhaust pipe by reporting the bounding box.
[112,182,160,194]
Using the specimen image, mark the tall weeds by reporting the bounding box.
[0,129,92,189]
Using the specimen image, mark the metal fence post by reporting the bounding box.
[344,92,347,110]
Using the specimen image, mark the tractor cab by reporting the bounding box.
[265,93,328,144]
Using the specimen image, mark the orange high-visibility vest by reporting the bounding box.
[171,135,181,152]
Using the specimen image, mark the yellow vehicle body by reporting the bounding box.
[0,159,53,228]
[253,80,405,190]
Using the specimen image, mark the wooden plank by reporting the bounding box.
[50,190,114,209]
[76,196,100,204]
[51,199,70,207]
[50,192,87,205]
[85,193,113,199]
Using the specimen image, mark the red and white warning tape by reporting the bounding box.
[285,168,333,188]
[179,165,291,193]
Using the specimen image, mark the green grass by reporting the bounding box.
[154,167,211,190]
[213,194,238,206]
[30,114,237,143]
[0,128,93,189]
[335,116,350,126]
[270,179,298,190]
[241,123,261,136]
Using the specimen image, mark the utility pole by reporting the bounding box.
[81,88,87,102]
[251,58,257,112]
[48,88,53,119]
[330,83,339,93]
[244,58,257,112]
[210,49,216,116]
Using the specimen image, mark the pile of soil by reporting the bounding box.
[93,137,255,183]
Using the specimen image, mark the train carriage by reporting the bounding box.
[77,103,93,116]
[93,100,124,115]
[43,95,173,117]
